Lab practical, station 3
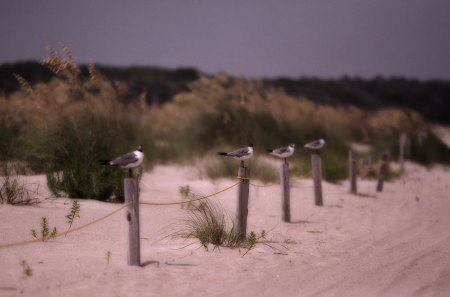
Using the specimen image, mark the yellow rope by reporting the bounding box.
[140,180,242,206]
[0,238,41,250]
[0,202,131,250]
[236,175,279,188]
[0,181,243,249]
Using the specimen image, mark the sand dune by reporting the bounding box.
[1,162,450,297]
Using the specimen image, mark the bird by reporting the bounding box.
[304,139,325,153]
[218,144,253,167]
[267,144,295,163]
[100,145,144,177]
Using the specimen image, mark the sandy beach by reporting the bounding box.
[1,161,450,297]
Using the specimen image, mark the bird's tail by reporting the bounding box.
[217,152,228,156]
[266,148,273,153]
[99,160,111,166]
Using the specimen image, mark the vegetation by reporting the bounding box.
[202,157,278,182]
[0,164,39,205]
[177,200,266,253]
[265,77,450,125]
[65,200,80,236]
[31,217,58,242]
[0,61,199,105]
[0,46,449,201]
[179,185,196,209]
[1,62,449,124]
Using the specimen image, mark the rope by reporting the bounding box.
[63,202,131,236]
[140,180,242,206]
[0,202,131,250]
[0,181,243,249]
[235,176,277,188]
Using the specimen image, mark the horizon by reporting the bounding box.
[1,1,450,80]
[3,59,450,83]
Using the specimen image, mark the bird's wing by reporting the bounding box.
[274,146,290,154]
[305,140,320,148]
[229,147,249,157]
[110,152,138,166]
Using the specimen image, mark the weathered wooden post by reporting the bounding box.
[237,165,250,239]
[349,149,357,194]
[280,161,291,222]
[376,152,389,192]
[311,152,323,206]
[125,178,140,266]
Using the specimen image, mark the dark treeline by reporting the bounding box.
[266,77,450,124]
[1,61,449,124]
[0,61,199,105]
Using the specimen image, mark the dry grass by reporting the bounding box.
[0,46,446,190]
[0,164,40,205]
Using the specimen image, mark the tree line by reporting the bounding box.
[1,61,449,124]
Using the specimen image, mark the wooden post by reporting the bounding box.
[376,152,389,192]
[311,152,323,206]
[280,161,291,222]
[237,165,250,239]
[125,178,140,266]
[399,133,407,172]
[349,149,357,194]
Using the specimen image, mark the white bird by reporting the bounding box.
[218,144,253,166]
[100,145,144,176]
[304,139,325,152]
[267,144,295,163]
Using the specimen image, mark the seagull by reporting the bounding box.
[304,139,325,153]
[100,145,144,176]
[267,144,295,163]
[218,144,253,167]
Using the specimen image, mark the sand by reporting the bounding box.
[1,161,450,297]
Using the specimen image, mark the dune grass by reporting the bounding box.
[0,163,40,205]
[177,200,265,252]
[1,47,449,201]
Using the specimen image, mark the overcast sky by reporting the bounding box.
[1,0,450,80]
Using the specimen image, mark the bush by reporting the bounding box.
[41,110,145,201]
[1,46,154,201]
[177,200,263,251]
[0,125,22,161]
[409,132,450,165]
[2,47,449,192]
[0,163,39,205]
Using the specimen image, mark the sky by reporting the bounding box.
[1,0,450,80]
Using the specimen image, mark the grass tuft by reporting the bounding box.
[0,164,39,205]
[177,199,265,254]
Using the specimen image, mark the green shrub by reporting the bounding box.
[41,110,146,201]
[409,131,450,165]
[0,125,22,161]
